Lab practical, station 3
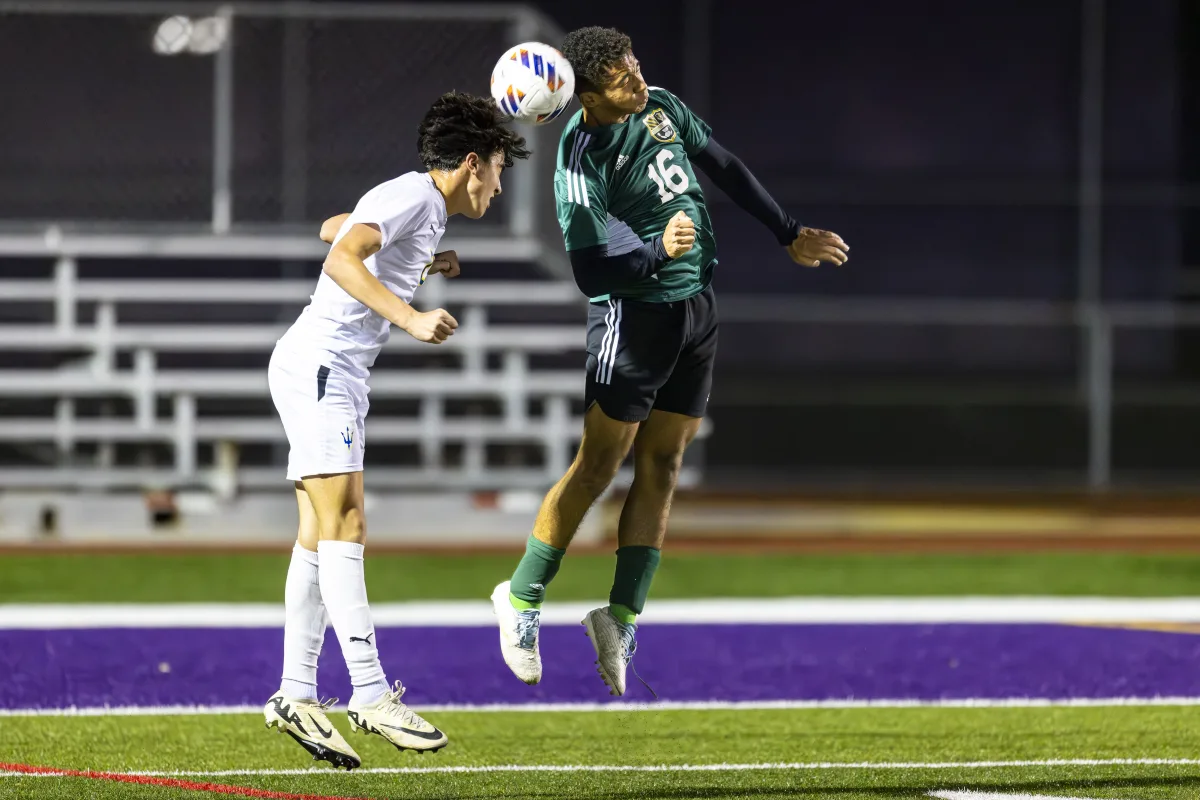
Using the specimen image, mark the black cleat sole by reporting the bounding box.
[284,731,362,770]
[382,742,447,755]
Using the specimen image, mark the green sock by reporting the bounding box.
[608,546,661,623]
[510,594,540,611]
[508,535,566,607]
[609,603,638,626]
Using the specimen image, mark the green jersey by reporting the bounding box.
[554,87,715,303]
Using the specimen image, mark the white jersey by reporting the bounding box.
[278,171,448,378]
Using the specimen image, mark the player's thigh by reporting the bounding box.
[585,297,685,423]
[635,409,703,465]
[293,481,321,552]
[574,402,639,478]
[300,471,365,543]
[269,347,368,484]
[653,288,718,419]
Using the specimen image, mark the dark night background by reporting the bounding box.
[0,0,1196,485]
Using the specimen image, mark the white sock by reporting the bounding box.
[317,540,389,705]
[279,543,324,702]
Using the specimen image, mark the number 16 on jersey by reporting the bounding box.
[647,150,689,203]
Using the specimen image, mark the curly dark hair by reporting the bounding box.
[561,26,632,96]
[417,91,531,172]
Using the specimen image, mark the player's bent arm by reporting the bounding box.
[691,137,801,246]
[319,213,352,244]
[322,223,416,331]
[568,238,671,298]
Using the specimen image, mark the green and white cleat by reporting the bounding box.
[346,681,447,753]
[582,607,640,697]
[264,691,361,770]
[491,580,542,685]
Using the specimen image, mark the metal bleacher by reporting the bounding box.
[0,255,601,493]
[0,1,708,498]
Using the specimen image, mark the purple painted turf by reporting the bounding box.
[3,624,1199,710]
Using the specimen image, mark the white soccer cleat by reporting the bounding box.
[346,681,447,753]
[582,606,639,697]
[264,691,361,770]
[491,580,543,685]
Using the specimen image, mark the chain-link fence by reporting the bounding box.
[0,11,214,221]
[0,2,562,233]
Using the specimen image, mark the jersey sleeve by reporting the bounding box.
[349,183,427,249]
[554,133,609,251]
[651,87,712,156]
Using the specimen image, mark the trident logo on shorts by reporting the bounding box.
[341,426,353,449]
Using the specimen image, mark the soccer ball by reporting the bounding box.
[490,42,575,125]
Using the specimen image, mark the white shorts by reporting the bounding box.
[268,344,368,481]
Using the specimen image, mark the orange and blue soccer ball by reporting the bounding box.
[490,41,575,125]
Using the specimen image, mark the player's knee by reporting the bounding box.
[636,445,685,490]
[572,443,627,497]
[319,506,366,543]
[571,411,636,496]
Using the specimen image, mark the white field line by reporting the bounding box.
[5,597,1200,629]
[2,758,1197,779]
[4,695,1200,717]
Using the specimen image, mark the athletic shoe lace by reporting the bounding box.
[618,622,658,700]
[515,608,540,650]
[381,681,424,727]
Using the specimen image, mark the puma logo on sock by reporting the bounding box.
[348,633,374,646]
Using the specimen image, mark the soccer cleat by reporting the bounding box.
[263,691,361,770]
[582,606,639,697]
[346,681,447,753]
[491,580,542,685]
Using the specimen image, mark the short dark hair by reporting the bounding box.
[561,26,632,96]
[417,91,531,172]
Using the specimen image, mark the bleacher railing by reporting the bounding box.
[8,257,1200,491]
[0,259,710,492]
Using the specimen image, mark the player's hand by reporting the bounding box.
[787,228,849,267]
[663,211,696,259]
[428,250,461,279]
[403,308,459,344]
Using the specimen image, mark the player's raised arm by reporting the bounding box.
[691,137,849,267]
[652,85,849,267]
[322,223,457,344]
[319,213,351,243]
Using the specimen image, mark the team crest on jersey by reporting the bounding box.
[642,108,677,143]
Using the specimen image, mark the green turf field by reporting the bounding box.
[4,550,1200,603]
[7,550,1200,798]
[2,706,1198,799]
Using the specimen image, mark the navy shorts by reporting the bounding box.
[584,287,718,422]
